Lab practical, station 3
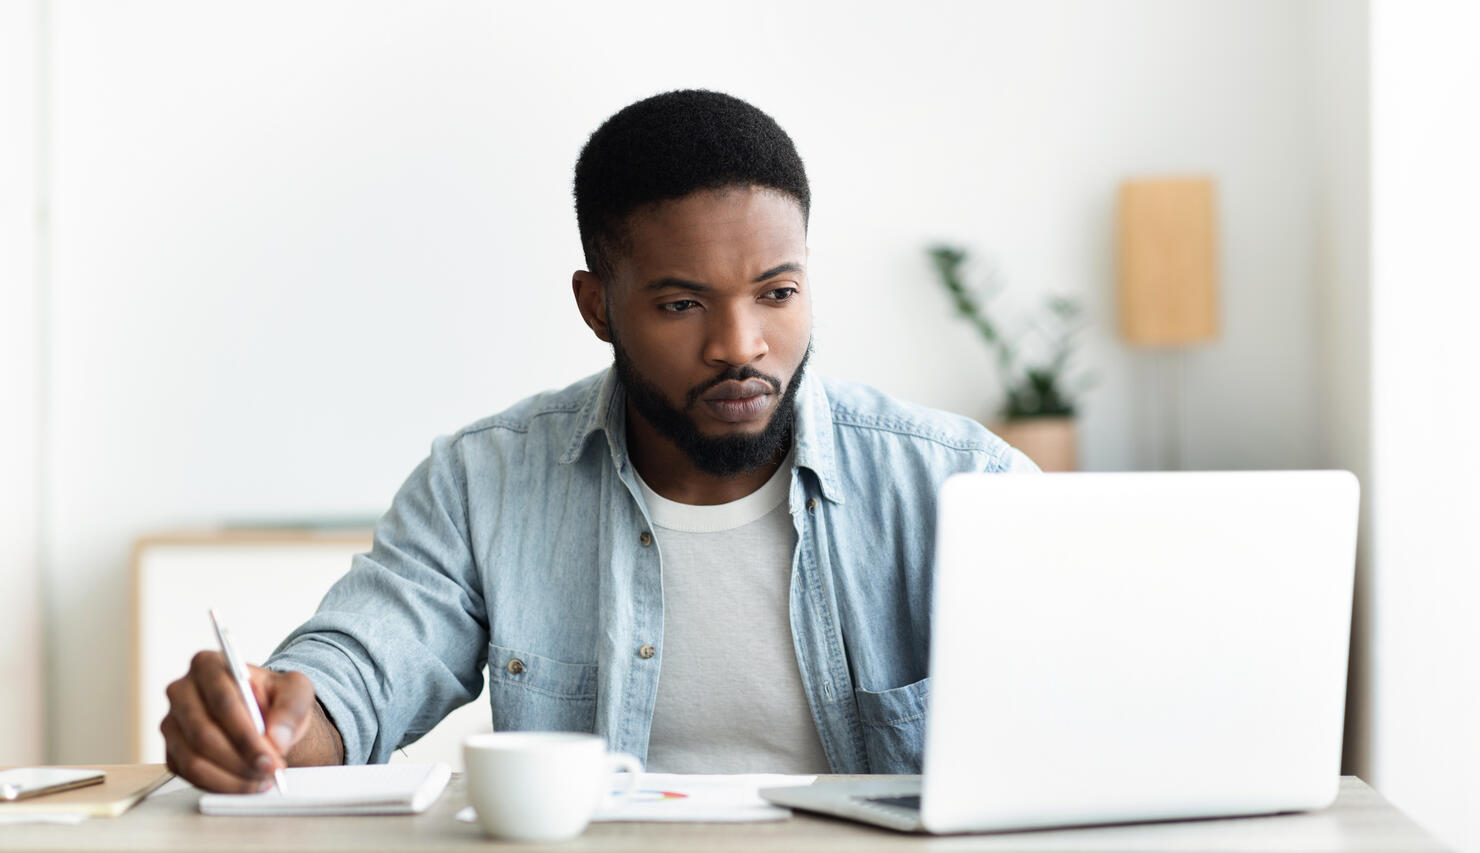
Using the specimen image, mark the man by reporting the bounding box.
[161,90,1037,794]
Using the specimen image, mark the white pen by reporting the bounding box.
[209,608,289,794]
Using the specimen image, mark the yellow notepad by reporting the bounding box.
[0,765,173,817]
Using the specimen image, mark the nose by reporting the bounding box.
[702,303,768,368]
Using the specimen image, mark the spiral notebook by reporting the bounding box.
[199,763,451,816]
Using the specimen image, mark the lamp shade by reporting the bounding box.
[1117,177,1219,346]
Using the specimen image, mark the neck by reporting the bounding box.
[624,399,786,505]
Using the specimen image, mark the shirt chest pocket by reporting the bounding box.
[854,676,931,773]
[487,643,599,734]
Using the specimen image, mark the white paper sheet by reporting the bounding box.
[199,763,451,816]
[454,772,815,825]
[0,813,89,825]
[596,773,815,822]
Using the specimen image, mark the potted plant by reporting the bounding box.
[927,244,1093,471]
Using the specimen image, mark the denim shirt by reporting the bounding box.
[267,368,1037,773]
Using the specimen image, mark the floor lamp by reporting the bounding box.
[1116,177,1220,471]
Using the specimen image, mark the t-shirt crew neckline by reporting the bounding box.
[633,448,795,533]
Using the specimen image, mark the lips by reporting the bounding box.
[700,379,776,424]
[702,379,775,401]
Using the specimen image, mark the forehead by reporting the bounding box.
[618,187,806,280]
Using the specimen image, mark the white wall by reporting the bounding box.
[0,0,45,765]
[1309,0,1371,778]
[37,0,1332,763]
[1365,2,1480,850]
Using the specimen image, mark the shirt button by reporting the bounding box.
[506,659,525,675]
[806,498,819,513]
[639,531,654,547]
[638,644,656,659]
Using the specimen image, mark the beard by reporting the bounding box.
[611,333,813,479]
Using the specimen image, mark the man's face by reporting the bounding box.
[587,186,813,477]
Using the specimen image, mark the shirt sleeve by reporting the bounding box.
[264,434,488,764]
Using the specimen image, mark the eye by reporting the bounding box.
[763,287,799,303]
[660,299,701,313]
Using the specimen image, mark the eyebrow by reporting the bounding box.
[753,262,804,283]
[642,262,805,293]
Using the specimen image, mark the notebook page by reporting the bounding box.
[199,763,451,815]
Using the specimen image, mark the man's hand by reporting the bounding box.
[160,651,344,792]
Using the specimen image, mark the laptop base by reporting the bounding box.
[760,780,925,833]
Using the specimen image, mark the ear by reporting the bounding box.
[572,270,612,343]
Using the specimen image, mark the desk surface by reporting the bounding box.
[0,774,1447,853]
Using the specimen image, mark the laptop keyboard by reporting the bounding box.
[860,794,922,812]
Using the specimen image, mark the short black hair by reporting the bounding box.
[573,89,810,280]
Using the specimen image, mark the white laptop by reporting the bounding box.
[761,471,1359,834]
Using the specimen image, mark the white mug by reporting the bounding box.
[462,731,642,842]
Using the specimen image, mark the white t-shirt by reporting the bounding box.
[636,453,832,774]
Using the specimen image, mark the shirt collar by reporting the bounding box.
[560,366,844,505]
[790,370,844,504]
[560,367,626,468]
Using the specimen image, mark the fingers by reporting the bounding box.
[191,651,281,767]
[163,680,260,780]
[160,650,282,792]
[255,665,316,756]
[162,715,273,794]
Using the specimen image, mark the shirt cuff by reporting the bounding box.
[266,638,375,766]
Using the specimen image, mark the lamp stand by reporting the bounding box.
[1139,348,1189,471]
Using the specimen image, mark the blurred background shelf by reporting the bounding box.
[131,530,489,769]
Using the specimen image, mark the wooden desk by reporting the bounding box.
[0,774,1448,852]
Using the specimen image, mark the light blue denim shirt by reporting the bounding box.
[267,368,1037,773]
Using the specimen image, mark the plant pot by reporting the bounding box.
[991,416,1078,472]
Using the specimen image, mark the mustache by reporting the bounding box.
[684,365,784,409]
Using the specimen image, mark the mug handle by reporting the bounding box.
[603,751,643,807]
